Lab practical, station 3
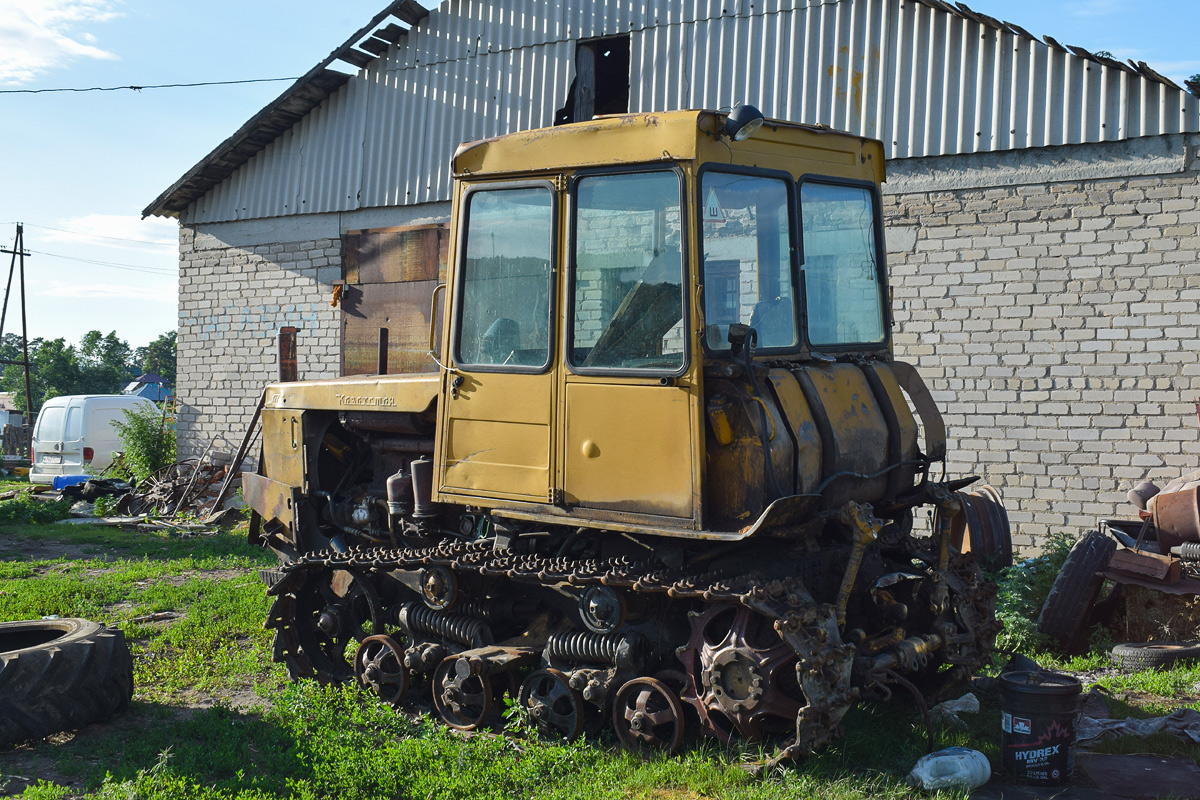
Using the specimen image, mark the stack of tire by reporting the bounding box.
[0,618,134,745]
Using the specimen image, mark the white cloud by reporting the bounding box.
[0,0,121,85]
[42,214,178,250]
[37,280,174,303]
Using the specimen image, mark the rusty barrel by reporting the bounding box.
[999,670,1081,786]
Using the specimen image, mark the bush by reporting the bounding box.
[994,531,1076,654]
[110,403,176,485]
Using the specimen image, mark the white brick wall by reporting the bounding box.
[175,226,341,460]
[885,135,1200,553]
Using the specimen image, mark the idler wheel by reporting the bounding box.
[420,565,458,610]
[353,635,408,706]
[612,676,685,755]
[431,656,495,731]
[268,567,384,683]
[517,668,585,741]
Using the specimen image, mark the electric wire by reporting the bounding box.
[26,249,175,276]
[0,77,300,95]
[19,223,174,247]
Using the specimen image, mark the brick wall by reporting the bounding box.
[176,226,342,460]
[884,134,1200,553]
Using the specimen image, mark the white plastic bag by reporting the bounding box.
[907,747,991,791]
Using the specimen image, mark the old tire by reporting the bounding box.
[1036,531,1116,655]
[0,618,134,746]
[1111,641,1200,672]
[960,485,1014,569]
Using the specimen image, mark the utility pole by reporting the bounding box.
[0,223,34,417]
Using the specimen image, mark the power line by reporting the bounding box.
[20,223,174,247]
[27,249,175,275]
[0,77,300,95]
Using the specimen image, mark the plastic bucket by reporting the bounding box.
[999,670,1082,785]
[51,474,89,491]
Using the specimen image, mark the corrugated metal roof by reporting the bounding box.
[147,0,1200,222]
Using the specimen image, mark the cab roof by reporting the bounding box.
[452,110,886,185]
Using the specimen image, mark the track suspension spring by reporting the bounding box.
[399,602,492,647]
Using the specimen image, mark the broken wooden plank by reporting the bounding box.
[1109,548,1182,585]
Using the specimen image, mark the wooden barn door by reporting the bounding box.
[340,224,449,376]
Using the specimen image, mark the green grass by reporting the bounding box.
[16,684,961,800]
[0,495,72,525]
[0,522,280,702]
[2,520,1198,799]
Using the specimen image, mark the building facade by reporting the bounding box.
[149,0,1200,551]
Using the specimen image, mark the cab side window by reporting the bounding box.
[570,171,685,372]
[799,181,886,347]
[454,186,555,370]
[700,171,796,351]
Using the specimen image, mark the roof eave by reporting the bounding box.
[143,0,428,219]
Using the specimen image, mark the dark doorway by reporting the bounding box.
[555,35,630,124]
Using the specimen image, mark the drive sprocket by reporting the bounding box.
[267,564,385,682]
[678,603,805,742]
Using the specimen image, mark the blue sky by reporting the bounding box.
[0,0,1195,350]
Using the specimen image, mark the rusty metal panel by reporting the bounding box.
[241,471,297,528]
[344,226,445,284]
[341,281,442,376]
[342,224,448,377]
[278,326,298,382]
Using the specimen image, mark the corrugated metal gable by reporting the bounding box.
[180,0,1200,224]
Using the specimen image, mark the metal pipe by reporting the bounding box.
[835,502,882,627]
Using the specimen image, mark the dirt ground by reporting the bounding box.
[0,528,267,797]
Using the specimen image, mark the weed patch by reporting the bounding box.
[0,495,71,525]
[992,532,1075,656]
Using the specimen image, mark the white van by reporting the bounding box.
[29,395,157,484]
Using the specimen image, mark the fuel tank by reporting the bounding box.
[704,360,921,528]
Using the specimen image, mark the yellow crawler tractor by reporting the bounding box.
[243,107,1001,759]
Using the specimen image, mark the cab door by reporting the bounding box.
[437,182,559,503]
[560,169,698,521]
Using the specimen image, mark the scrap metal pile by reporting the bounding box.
[113,457,236,517]
[1039,465,1200,667]
[51,454,245,528]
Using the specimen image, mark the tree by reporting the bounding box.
[77,330,133,395]
[2,338,81,413]
[0,331,136,414]
[135,331,177,385]
[1188,74,1200,98]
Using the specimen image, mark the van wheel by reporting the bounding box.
[0,618,134,746]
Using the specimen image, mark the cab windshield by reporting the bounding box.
[700,171,797,351]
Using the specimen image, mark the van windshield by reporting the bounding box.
[35,406,65,441]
